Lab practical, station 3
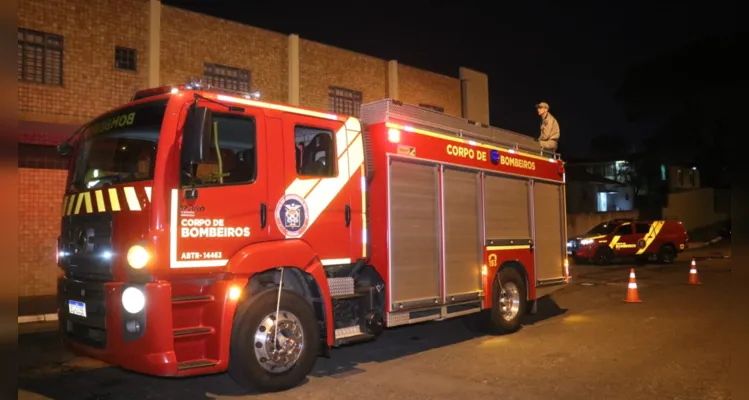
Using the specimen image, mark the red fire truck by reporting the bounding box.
[56,80,569,391]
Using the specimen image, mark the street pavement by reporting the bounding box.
[19,253,732,400]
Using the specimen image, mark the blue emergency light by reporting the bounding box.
[490,149,500,165]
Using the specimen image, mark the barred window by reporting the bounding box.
[18,28,63,85]
[203,63,251,92]
[328,86,362,117]
[419,104,444,113]
[115,46,137,71]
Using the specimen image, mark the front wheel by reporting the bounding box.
[229,288,319,392]
[489,268,527,334]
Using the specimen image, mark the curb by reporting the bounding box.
[18,313,58,324]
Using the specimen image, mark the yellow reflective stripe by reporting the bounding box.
[95,190,106,212]
[105,188,119,211]
[74,194,84,214]
[636,220,665,254]
[82,192,93,213]
[487,245,531,251]
[608,236,621,249]
[123,187,141,211]
[66,194,76,216]
[61,196,69,217]
[385,122,553,162]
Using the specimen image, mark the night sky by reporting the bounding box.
[166,0,739,158]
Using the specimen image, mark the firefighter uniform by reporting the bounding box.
[536,102,560,152]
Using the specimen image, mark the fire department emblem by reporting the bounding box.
[275,194,309,238]
[637,239,647,249]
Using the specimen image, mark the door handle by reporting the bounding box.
[260,203,267,229]
[345,204,351,227]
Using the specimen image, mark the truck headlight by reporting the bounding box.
[580,239,594,246]
[122,287,146,314]
[126,245,150,269]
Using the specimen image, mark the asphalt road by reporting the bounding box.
[19,254,732,400]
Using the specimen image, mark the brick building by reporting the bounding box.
[18,0,491,297]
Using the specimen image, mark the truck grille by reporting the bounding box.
[59,213,114,282]
[58,278,108,349]
[58,212,113,349]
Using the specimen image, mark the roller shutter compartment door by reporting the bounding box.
[388,159,441,306]
[442,168,482,297]
[533,181,565,282]
[484,174,532,240]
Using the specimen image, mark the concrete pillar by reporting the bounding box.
[459,67,490,125]
[288,34,300,105]
[147,0,161,88]
[388,60,399,100]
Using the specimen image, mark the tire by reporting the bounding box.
[594,246,614,266]
[488,267,527,334]
[229,288,319,392]
[658,244,676,264]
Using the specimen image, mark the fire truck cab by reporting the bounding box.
[567,218,688,265]
[56,81,568,392]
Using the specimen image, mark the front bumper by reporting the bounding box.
[57,277,181,376]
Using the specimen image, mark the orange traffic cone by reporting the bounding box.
[624,268,642,303]
[688,259,701,285]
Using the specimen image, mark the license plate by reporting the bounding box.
[68,300,87,318]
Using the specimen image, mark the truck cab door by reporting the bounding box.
[171,103,271,268]
[278,113,364,265]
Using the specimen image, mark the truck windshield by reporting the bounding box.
[586,222,618,236]
[69,99,168,190]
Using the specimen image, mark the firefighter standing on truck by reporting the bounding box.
[536,101,560,152]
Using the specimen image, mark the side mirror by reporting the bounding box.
[56,143,73,156]
[182,106,212,165]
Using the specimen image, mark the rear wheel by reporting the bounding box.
[229,288,319,392]
[658,244,676,264]
[488,268,526,334]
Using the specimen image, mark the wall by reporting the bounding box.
[667,166,700,191]
[298,39,388,112]
[566,182,634,213]
[566,210,639,237]
[18,0,150,126]
[19,168,68,296]
[398,64,462,117]
[663,187,727,231]
[159,5,289,103]
[16,1,484,298]
[459,67,490,124]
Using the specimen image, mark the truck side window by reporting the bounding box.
[635,223,650,234]
[617,224,633,235]
[183,113,257,186]
[294,125,336,177]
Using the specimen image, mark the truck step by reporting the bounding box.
[172,295,214,305]
[328,277,355,297]
[331,293,364,301]
[173,326,213,338]
[334,325,374,345]
[177,359,217,371]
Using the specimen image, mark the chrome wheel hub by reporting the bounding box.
[498,282,521,321]
[254,311,305,373]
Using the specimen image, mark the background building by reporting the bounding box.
[17,0,492,297]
